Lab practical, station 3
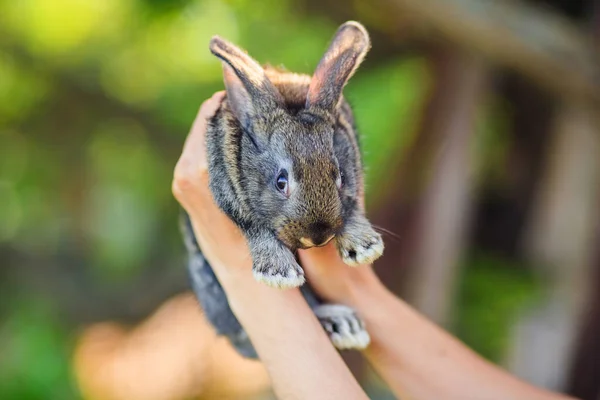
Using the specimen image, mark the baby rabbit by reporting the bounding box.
[180,21,383,358]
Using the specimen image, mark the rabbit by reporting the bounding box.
[180,21,384,358]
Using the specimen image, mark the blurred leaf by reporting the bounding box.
[453,253,541,362]
[0,297,80,400]
[0,53,50,125]
[0,130,30,182]
[473,96,514,190]
[84,119,170,279]
[346,57,432,203]
[0,0,133,59]
[0,182,22,242]
[141,0,194,14]
[100,0,238,105]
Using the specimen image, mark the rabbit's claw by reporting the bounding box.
[336,226,384,267]
[314,304,370,349]
[252,250,305,289]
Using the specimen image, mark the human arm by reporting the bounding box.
[73,293,271,400]
[171,92,368,400]
[173,92,576,400]
[298,243,579,400]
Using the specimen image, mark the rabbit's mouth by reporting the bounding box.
[276,219,341,249]
[298,234,336,249]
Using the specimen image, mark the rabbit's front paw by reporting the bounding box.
[252,251,305,289]
[314,304,370,349]
[336,226,383,267]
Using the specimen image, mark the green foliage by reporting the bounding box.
[0,53,51,125]
[84,119,172,278]
[473,95,514,191]
[453,253,541,362]
[0,296,80,400]
[346,57,431,203]
[0,0,541,398]
[0,2,423,398]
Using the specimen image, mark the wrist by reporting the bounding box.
[213,262,299,315]
[216,268,259,319]
[211,261,253,295]
[339,266,386,310]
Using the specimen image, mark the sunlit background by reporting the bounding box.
[1,0,599,399]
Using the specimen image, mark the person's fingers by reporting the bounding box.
[176,91,225,175]
[298,242,342,270]
[297,243,345,288]
[173,91,225,210]
[187,90,226,167]
[172,91,235,231]
[172,91,250,269]
[298,239,378,304]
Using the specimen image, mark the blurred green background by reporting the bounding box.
[1,0,598,399]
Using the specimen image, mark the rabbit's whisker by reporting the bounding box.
[372,224,401,242]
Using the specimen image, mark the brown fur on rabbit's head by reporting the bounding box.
[209,22,370,250]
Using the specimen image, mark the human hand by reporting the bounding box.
[297,242,379,306]
[172,91,252,283]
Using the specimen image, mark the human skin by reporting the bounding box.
[172,92,578,400]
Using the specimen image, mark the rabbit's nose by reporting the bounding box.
[299,234,335,248]
[304,222,337,247]
[316,234,335,246]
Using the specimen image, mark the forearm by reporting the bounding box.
[219,269,368,400]
[345,275,576,400]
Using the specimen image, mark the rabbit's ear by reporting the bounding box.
[306,21,370,112]
[210,36,283,130]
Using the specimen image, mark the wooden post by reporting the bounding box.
[403,49,488,325]
[566,219,600,400]
[505,101,600,391]
[372,47,488,325]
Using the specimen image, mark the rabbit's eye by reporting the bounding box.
[276,170,289,196]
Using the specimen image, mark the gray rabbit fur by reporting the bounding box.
[180,21,384,358]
